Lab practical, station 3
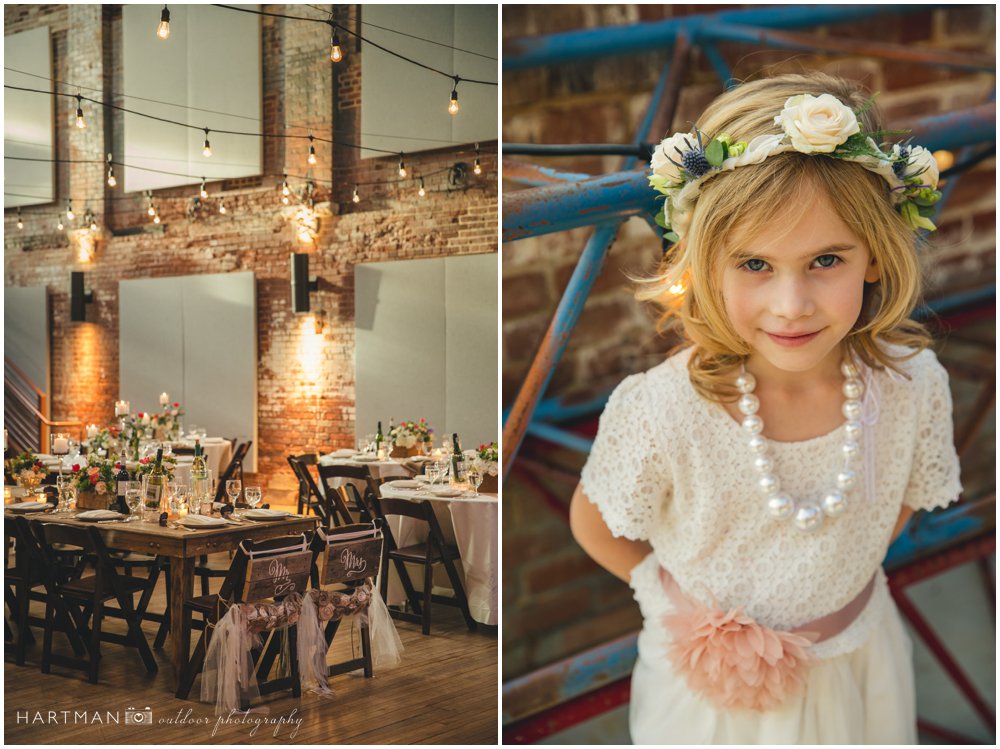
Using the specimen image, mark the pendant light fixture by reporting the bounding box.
[156,5,171,40]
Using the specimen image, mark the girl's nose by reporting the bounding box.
[768,275,816,320]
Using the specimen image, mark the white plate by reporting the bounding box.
[352,455,379,463]
[428,487,463,498]
[6,501,55,513]
[414,475,431,483]
[244,509,291,520]
[76,510,125,521]
[386,480,420,489]
[179,514,229,527]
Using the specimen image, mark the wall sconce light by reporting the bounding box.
[291,253,319,313]
[70,271,94,322]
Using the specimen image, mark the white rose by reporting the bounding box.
[893,144,939,189]
[726,133,787,168]
[651,132,695,184]
[775,94,859,154]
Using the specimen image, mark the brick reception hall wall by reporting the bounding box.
[4,5,498,490]
[501,5,995,679]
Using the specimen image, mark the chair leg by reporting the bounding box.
[119,589,157,673]
[154,571,171,650]
[360,620,373,677]
[176,624,205,700]
[442,556,477,632]
[394,558,423,616]
[88,599,103,684]
[15,580,33,665]
[422,561,433,636]
[41,600,55,674]
[289,625,301,698]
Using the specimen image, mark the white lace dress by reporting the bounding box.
[580,346,963,744]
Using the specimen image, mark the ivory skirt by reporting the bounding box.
[627,554,916,745]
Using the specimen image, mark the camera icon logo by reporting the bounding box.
[125,707,153,725]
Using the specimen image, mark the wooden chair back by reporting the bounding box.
[214,440,253,502]
[310,523,383,587]
[372,496,449,555]
[316,464,366,521]
[224,533,313,605]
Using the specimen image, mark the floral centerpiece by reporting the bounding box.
[388,419,434,458]
[153,402,184,441]
[134,453,177,482]
[87,427,117,456]
[9,451,48,493]
[474,441,499,493]
[70,455,118,506]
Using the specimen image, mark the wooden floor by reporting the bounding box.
[4,554,498,745]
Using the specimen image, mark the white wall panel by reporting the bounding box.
[4,27,54,208]
[3,285,50,397]
[121,5,261,193]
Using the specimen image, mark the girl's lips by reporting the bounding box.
[765,330,822,347]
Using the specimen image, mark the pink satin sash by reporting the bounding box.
[659,567,876,711]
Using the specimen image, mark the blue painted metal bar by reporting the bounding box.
[503,105,996,242]
[502,631,639,725]
[702,43,735,89]
[525,421,595,453]
[705,23,995,73]
[503,160,592,187]
[504,5,930,70]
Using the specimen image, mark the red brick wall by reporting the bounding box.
[4,5,498,488]
[502,5,995,679]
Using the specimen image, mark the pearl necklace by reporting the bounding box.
[735,361,864,533]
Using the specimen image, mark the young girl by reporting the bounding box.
[570,72,962,744]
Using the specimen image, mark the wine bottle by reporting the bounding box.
[376,421,384,453]
[191,439,207,481]
[450,432,462,484]
[114,449,130,513]
[144,447,166,515]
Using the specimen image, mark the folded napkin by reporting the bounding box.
[202,437,227,444]
[7,500,54,512]
[414,475,431,483]
[428,487,464,498]
[179,514,229,527]
[244,508,291,519]
[76,509,125,521]
[386,480,420,489]
[330,448,355,458]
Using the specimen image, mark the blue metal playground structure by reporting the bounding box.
[501,5,995,743]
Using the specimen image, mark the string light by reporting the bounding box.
[157,5,171,40]
[152,205,161,224]
[281,174,291,204]
[329,24,343,63]
[202,128,212,158]
[417,178,425,197]
[448,78,459,115]
[218,200,227,214]
[146,191,156,216]
[473,142,482,175]
[352,184,360,203]
[66,200,75,221]
[16,208,23,230]
[57,215,64,231]
[398,155,407,178]
[106,153,117,186]
[307,135,317,165]
[89,211,98,232]
[199,178,208,198]
[74,94,85,129]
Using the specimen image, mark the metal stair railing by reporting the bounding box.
[4,356,83,452]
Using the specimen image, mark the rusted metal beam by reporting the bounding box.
[502,158,591,187]
[707,24,995,72]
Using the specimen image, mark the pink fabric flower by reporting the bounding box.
[661,572,817,712]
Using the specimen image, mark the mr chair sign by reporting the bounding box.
[241,549,312,601]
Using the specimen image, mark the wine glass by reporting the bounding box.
[125,481,142,521]
[171,483,190,517]
[245,486,262,512]
[226,478,242,513]
[62,484,77,513]
[466,464,483,495]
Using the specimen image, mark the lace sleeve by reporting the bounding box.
[580,373,670,540]
[903,353,963,512]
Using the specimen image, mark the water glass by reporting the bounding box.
[125,481,142,521]
[226,478,242,505]
[61,484,77,513]
[466,464,483,494]
[245,485,262,510]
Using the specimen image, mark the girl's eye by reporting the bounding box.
[741,258,769,273]
[813,254,842,269]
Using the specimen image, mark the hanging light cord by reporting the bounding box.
[211,4,497,87]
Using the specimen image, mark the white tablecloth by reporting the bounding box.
[175,438,233,478]
[379,481,498,626]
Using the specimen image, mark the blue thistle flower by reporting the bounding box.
[893,145,911,179]
[682,149,712,178]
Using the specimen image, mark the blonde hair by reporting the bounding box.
[637,72,931,401]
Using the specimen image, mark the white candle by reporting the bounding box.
[159,392,170,406]
[86,424,99,439]
[115,400,129,416]
[53,437,69,454]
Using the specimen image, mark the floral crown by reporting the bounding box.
[649,93,943,242]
